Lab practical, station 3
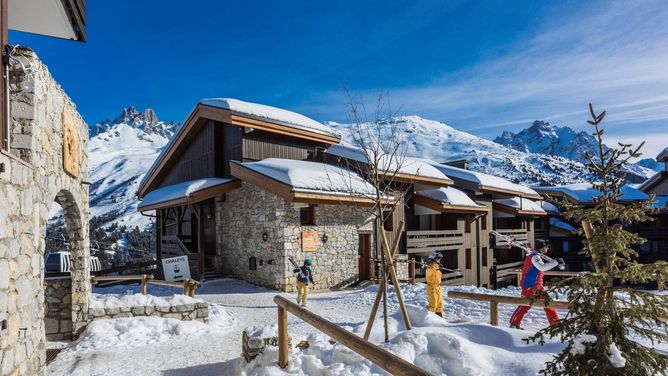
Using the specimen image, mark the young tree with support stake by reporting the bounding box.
[526,104,668,375]
[330,89,415,343]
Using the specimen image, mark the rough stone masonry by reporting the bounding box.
[0,47,90,376]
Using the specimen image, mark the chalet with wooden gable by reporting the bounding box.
[638,147,668,263]
[137,99,376,291]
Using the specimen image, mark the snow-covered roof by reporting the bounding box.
[653,195,668,209]
[199,98,338,138]
[138,178,237,211]
[325,144,453,185]
[541,201,560,214]
[534,183,649,204]
[549,217,576,233]
[233,158,377,197]
[427,163,540,198]
[493,197,547,214]
[416,187,486,209]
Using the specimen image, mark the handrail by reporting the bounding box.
[91,275,201,297]
[273,295,432,376]
[447,290,570,326]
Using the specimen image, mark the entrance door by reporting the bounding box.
[358,234,371,280]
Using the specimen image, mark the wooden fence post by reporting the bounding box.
[489,300,499,326]
[140,274,149,295]
[278,305,289,368]
[409,259,416,285]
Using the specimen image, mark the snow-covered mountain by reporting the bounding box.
[326,116,592,186]
[493,120,656,183]
[88,108,178,229]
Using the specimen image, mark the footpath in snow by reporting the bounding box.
[45,279,663,376]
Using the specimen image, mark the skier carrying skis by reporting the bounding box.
[294,258,314,307]
[426,252,444,317]
[509,240,560,329]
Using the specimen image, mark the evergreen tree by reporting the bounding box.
[527,104,668,375]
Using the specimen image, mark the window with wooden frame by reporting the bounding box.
[300,205,315,226]
[382,210,393,232]
[465,216,471,233]
[482,247,488,267]
[465,248,472,269]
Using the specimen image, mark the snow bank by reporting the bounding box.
[416,187,485,208]
[200,98,337,137]
[234,158,377,196]
[494,196,546,214]
[138,177,236,210]
[90,293,203,309]
[535,182,649,204]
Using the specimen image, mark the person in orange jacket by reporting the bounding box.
[426,252,444,317]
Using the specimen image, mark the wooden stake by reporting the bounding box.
[380,230,412,331]
[140,274,149,295]
[490,301,499,326]
[278,305,289,368]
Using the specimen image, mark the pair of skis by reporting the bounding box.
[288,255,307,280]
[489,230,565,270]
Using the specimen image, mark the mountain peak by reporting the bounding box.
[90,107,178,139]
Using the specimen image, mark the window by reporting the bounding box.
[382,211,393,231]
[300,205,315,225]
[465,216,471,233]
[481,215,487,230]
[482,247,488,267]
[562,241,570,253]
[465,248,472,269]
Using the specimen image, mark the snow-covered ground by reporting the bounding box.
[46,280,667,375]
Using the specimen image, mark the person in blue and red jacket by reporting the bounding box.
[509,239,561,329]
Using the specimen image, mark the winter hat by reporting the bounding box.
[304,258,313,265]
[428,252,443,260]
[535,239,549,248]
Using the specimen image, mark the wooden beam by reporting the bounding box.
[447,290,571,310]
[278,305,289,368]
[230,114,340,145]
[389,172,453,187]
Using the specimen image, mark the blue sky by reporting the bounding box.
[11,0,668,157]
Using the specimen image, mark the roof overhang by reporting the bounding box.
[137,102,341,199]
[639,171,667,193]
[138,179,241,212]
[389,171,453,187]
[493,202,547,217]
[230,161,387,207]
[9,0,86,42]
[478,184,542,200]
[414,194,489,214]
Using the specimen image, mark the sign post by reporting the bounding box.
[161,256,191,282]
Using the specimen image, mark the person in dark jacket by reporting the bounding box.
[294,258,314,307]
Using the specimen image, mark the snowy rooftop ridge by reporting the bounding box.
[138,178,236,210]
[416,187,485,208]
[234,158,377,197]
[325,144,453,183]
[534,182,649,204]
[493,197,546,214]
[428,162,540,198]
[199,98,338,138]
[549,217,577,233]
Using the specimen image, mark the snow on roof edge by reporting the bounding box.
[138,177,236,210]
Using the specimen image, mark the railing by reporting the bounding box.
[513,270,580,287]
[273,295,431,375]
[493,229,528,247]
[447,291,570,326]
[91,275,202,297]
[494,261,524,281]
[92,260,159,277]
[534,229,548,240]
[406,230,464,254]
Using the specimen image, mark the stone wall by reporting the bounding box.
[88,302,209,323]
[43,278,72,341]
[0,47,90,376]
[216,182,373,292]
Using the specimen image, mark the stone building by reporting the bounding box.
[137,99,380,291]
[0,48,90,375]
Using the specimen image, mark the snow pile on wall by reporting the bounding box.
[90,293,203,309]
[494,196,546,213]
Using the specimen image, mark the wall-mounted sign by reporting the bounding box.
[62,110,79,178]
[302,231,318,253]
[162,256,191,282]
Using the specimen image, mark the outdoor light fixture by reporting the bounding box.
[321,233,329,243]
[262,232,268,242]
[207,212,213,220]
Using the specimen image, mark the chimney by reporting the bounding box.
[442,159,469,170]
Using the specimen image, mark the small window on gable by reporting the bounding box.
[300,205,315,226]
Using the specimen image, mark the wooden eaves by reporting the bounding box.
[478,184,543,200]
[492,202,548,217]
[137,103,340,199]
[138,179,241,212]
[414,194,490,214]
[230,161,391,207]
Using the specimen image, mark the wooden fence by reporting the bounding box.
[273,295,432,376]
[369,258,416,285]
[447,290,570,326]
[91,275,201,297]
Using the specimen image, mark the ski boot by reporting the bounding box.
[509,323,523,330]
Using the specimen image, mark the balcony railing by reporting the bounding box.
[493,229,528,247]
[406,230,464,254]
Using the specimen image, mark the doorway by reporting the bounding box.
[358,233,371,281]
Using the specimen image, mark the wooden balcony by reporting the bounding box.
[406,230,464,254]
[493,228,528,247]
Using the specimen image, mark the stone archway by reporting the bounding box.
[45,189,90,338]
